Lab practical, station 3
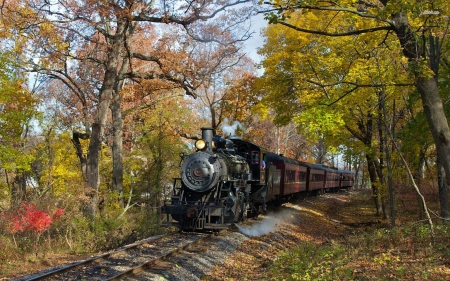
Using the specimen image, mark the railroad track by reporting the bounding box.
[14,232,212,281]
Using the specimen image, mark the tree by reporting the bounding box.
[219,68,263,131]
[256,5,419,217]
[125,95,197,210]
[3,0,254,214]
[190,45,257,132]
[258,0,450,218]
[0,52,37,203]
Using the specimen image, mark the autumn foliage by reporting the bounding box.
[2,203,64,234]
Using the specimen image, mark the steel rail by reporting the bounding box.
[22,233,171,281]
[105,233,213,280]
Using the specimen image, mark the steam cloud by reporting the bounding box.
[235,211,293,237]
[220,119,242,137]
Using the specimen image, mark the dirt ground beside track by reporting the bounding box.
[204,186,450,281]
[204,188,382,280]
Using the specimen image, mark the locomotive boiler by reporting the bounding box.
[162,127,253,231]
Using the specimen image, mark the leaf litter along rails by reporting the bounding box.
[204,189,382,281]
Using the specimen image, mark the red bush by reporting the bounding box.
[2,202,64,233]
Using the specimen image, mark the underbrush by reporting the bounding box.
[0,197,164,278]
[268,222,450,280]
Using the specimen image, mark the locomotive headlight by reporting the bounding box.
[195,139,206,150]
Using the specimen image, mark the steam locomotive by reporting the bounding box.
[161,127,354,231]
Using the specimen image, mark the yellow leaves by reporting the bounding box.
[410,59,437,80]
[40,22,54,36]
[36,132,83,196]
[0,57,37,141]
[373,252,401,265]
[294,106,345,144]
[257,4,420,153]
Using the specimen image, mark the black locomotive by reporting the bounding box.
[161,127,354,231]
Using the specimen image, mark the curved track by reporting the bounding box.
[15,232,212,281]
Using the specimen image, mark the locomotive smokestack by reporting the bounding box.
[201,127,214,151]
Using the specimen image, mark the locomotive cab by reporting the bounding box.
[229,138,267,184]
[228,138,270,215]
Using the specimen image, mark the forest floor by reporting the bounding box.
[3,187,450,280]
[204,187,450,280]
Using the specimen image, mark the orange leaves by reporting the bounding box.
[221,73,259,122]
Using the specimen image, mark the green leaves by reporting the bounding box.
[295,106,344,142]
[0,52,37,172]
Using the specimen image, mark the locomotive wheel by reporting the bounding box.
[239,202,246,221]
[247,204,260,218]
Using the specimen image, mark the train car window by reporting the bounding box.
[285,169,296,183]
[300,171,306,181]
[251,151,259,164]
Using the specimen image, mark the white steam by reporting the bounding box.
[220,119,242,137]
[235,211,293,237]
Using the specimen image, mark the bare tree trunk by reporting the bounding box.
[86,123,102,216]
[11,172,27,203]
[417,149,426,186]
[346,112,385,216]
[111,98,124,208]
[437,155,449,222]
[72,131,89,179]
[380,89,395,226]
[377,91,388,220]
[109,24,134,209]
[366,155,384,216]
[416,77,450,184]
[85,21,127,216]
[154,128,163,208]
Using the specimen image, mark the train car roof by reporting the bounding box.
[265,152,321,168]
[229,137,353,174]
[316,164,338,172]
[338,169,355,174]
[265,151,298,165]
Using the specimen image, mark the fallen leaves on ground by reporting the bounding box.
[204,188,450,281]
